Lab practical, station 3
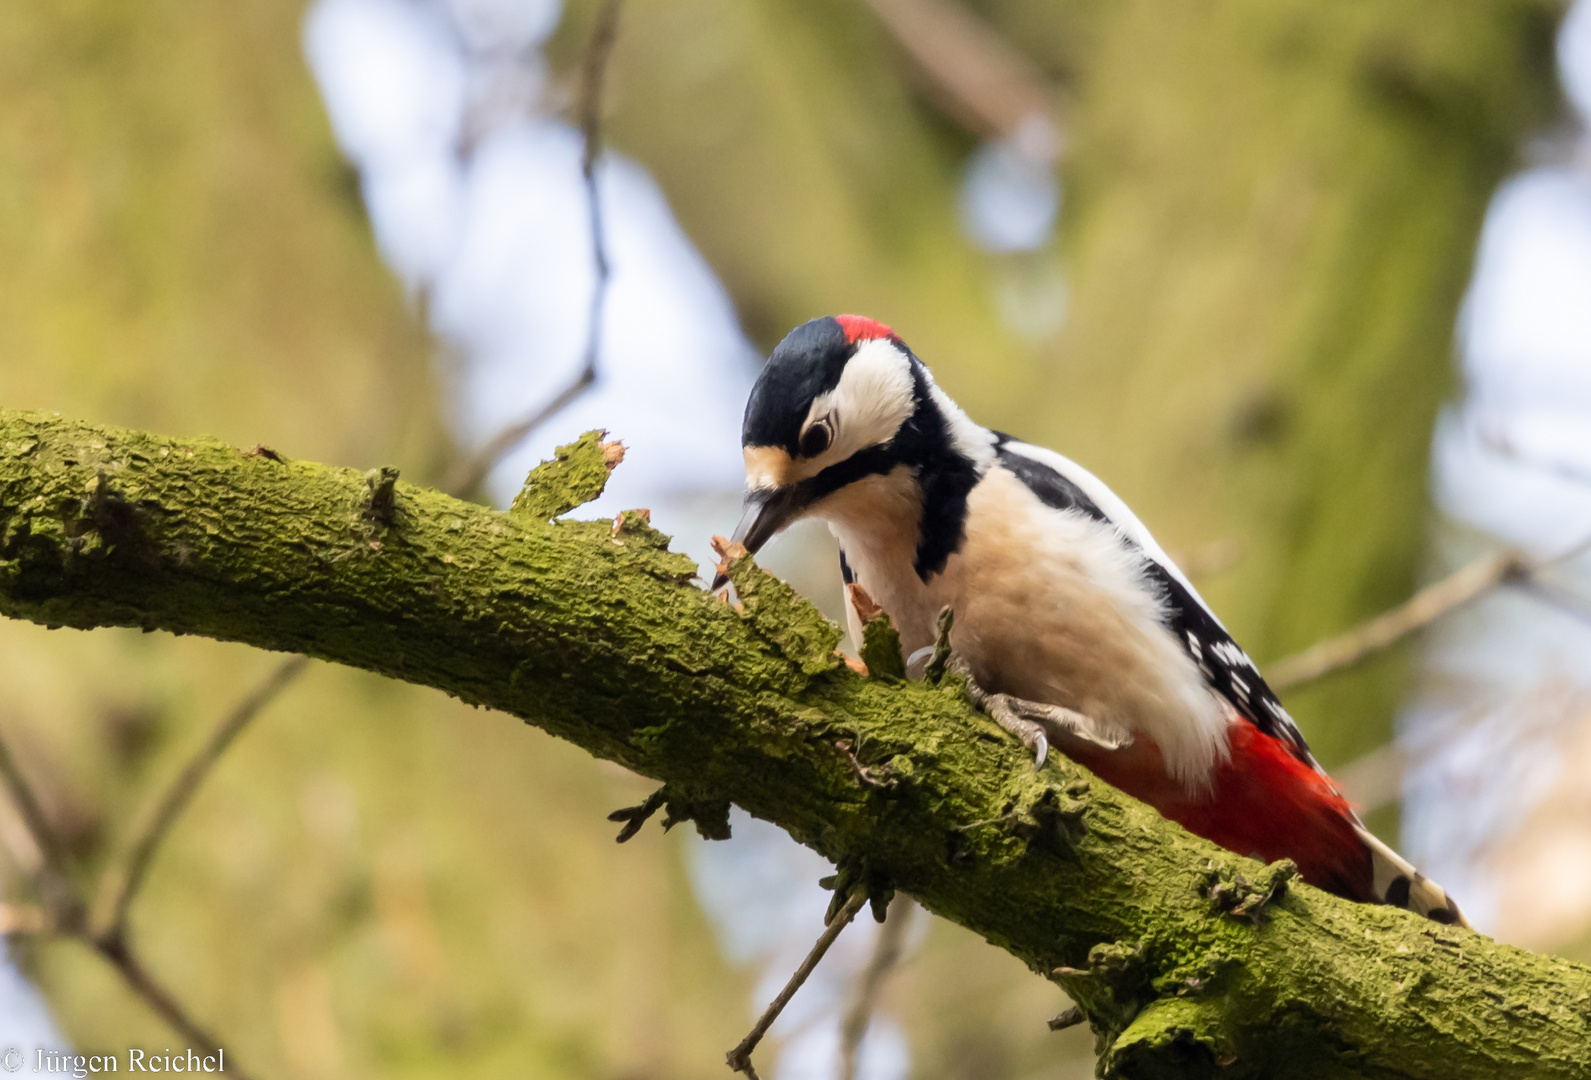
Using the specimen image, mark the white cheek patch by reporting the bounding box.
[793,339,916,478]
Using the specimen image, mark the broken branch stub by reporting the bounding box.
[508,430,624,520]
[858,608,907,682]
[364,466,400,526]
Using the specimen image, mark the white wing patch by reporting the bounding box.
[1210,640,1257,671]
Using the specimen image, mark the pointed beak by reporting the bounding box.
[710,486,807,590]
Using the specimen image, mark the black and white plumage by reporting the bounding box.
[722,314,1466,926]
[991,434,1310,764]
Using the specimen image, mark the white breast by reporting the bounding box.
[817,463,1230,791]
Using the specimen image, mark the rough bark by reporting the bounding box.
[2,409,1589,1079]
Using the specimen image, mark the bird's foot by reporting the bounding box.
[958,662,1123,770]
[976,690,1053,768]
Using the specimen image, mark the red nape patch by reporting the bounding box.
[835,314,894,344]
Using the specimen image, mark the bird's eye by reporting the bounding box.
[799,420,832,458]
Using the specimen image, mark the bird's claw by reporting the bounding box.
[958,661,1121,769]
[983,694,1051,769]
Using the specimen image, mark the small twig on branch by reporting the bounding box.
[1048,1004,1085,1031]
[839,896,913,1080]
[727,888,869,1080]
[99,654,309,939]
[835,739,893,790]
[607,786,666,843]
[438,0,623,499]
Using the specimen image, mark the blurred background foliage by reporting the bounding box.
[0,0,1572,1077]
[0,2,749,1077]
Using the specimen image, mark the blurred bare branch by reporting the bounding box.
[439,0,623,498]
[0,727,66,877]
[1269,533,1591,692]
[839,897,913,1080]
[91,934,243,1072]
[727,889,869,1080]
[578,0,620,323]
[1516,578,1591,628]
[1479,421,1591,491]
[860,0,1059,149]
[0,728,83,931]
[0,902,48,936]
[0,725,254,1078]
[1267,549,1530,691]
[99,654,310,940]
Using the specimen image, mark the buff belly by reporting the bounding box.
[822,464,1229,789]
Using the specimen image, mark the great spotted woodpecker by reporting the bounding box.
[716,313,1466,926]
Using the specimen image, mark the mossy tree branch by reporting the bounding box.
[2,409,1589,1079]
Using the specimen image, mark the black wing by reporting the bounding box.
[994,437,1315,765]
[1148,566,1314,764]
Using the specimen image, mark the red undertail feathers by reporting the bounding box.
[1074,719,1468,926]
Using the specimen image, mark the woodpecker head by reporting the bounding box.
[725,314,915,558]
[714,314,988,590]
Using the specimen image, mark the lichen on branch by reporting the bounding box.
[2,408,1590,1079]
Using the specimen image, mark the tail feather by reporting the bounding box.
[1354,825,1469,928]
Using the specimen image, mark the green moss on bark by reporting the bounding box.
[510,430,620,521]
[3,408,1591,1078]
